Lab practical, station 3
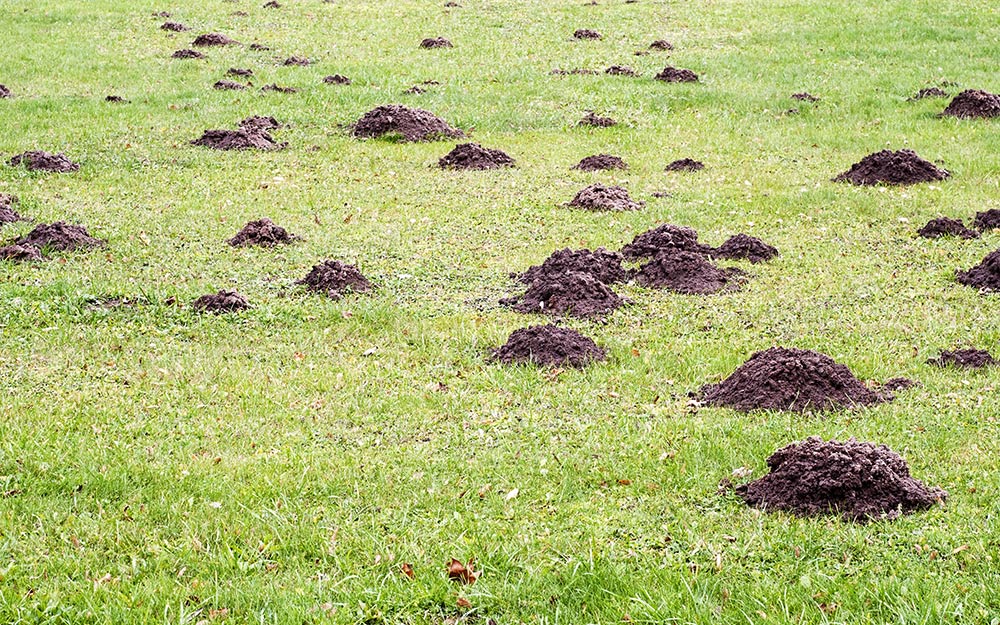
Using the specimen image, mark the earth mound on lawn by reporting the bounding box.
[0,85,11,98]
[353,105,463,142]
[927,348,996,369]
[573,154,626,171]
[621,223,711,260]
[635,249,743,294]
[214,80,246,91]
[573,29,602,40]
[227,218,300,247]
[956,249,1000,292]
[791,92,819,102]
[649,40,673,50]
[501,271,623,319]
[160,21,189,31]
[192,289,250,313]
[0,194,24,223]
[420,37,453,48]
[712,234,779,263]
[909,87,948,101]
[578,111,616,127]
[517,247,628,285]
[974,209,1000,231]
[736,437,947,522]
[916,217,979,239]
[16,221,104,251]
[568,184,643,211]
[605,65,638,76]
[298,260,373,299]
[172,49,205,59]
[324,74,351,85]
[193,33,238,46]
[0,244,42,261]
[665,158,704,172]
[192,115,286,151]
[833,150,949,186]
[438,143,514,170]
[940,89,1000,119]
[239,115,280,133]
[8,151,79,173]
[283,56,311,66]
[655,66,698,82]
[490,324,606,368]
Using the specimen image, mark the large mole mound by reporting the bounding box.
[353,105,462,142]
[974,209,1000,232]
[712,234,779,263]
[940,89,1000,119]
[192,290,251,313]
[916,217,979,239]
[298,260,373,299]
[517,247,627,285]
[192,117,286,151]
[193,33,238,46]
[8,151,79,173]
[654,66,698,83]
[736,437,947,522]
[927,348,996,369]
[438,143,514,170]
[956,249,1000,292]
[833,150,949,186]
[501,271,623,319]
[490,324,606,368]
[699,347,893,412]
[635,249,743,294]
[16,221,104,251]
[567,184,643,211]
[573,154,627,171]
[621,223,711,260]
[228,218,300,247]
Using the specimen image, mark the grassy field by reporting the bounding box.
[1,0,999,622]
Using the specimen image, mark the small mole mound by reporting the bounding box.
[573,154,627,171]
[0,85,11,98]
[973,209,1000,231]
[152,11,172,17]
[664,158,704,172]
[791,92,819,102]
[404,85,426,95]
[552,68,599,76]
[573,29,602,40]
[193,33,238,47]
[227,68,253,77]
[699,347,891,412]
[833,149,949,186]
[353,105,463,142]
[283,56,311,66]
[928,348,996,369]
[490,325,606,368]
[0,194,24,223]
[568,184,643,212]
[0,244,42,262]
[909,87,948,101]
[214,80,246,90]
[605,65,638,76]
[8,151,79,173]
[105,95,127,103]
[228,218,300,247]
[192,127,285,151]
[621,223,710,260]
[578,111,616,127]
[444,1,461,6]
[249,43,270,51]
[160,21,189,31]
[712,234,779,263]
[16,221,104,252]
[655,66,698,83]
[324,74,351,85]
[264,0,281,7]
[239,115,280,132]
[941,89,1000,119]
[501,271,623,319]
[172,49,205,59]
[736,437,947,522]
[261,84,298,93]
[192,290,250,313]
[517,247,628,285]
[916,217,979,239]
[635,249,743,294]
[438,143,515,170]
[956,249,1000,292]
[298,260,373,299]
[649,40,673,50]
[420,37,453,48]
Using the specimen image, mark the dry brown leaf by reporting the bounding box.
[447,558,479,584]
[401,562,415,579]
[456,597,472,609]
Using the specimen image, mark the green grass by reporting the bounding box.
[1,0,999,623]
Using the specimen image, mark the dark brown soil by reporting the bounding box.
[420,37,453,48]
[621,223,710,260]
[635,249,743,294]
[161,21,189,31]
[573,154,627,171]
[283,56,311,66]
[172,49,205,59]
[605,65,638,76]
[649,40,673,50]
[228,218,300,247]
[956,249,1000,292]
[516,247,628,285]
[227,68,253,77]
[249,43,270,51]
[973,209,1000,231]
[880,377,918,392]
[105,95,128,103]
[573,29,602,40]
[909,87,948,101]
[568,184,643,212]
[192,127,285,151]
[261,84,298,93]
[264,0,281,7]
[353,105,463,142]
[193,33,238,47]
[438,143,515,170]
[941,89,1000,119]
[712,234,779,263]
[927,348,996,369]
[298,260,373,299]
[501,271,623,319]
[0,193,24,223]
[0,244,42,261]
[192,290,250,313]
[552,68,600,76]
[791,92,818,102]
[916,217,979,239]
[664,158,704,172]
[699,347,892,412]
[324,74,351,85]
[404,86,426,95]
[834,150,949,186]
[490,325,606,367]
[152,11,171,17]
[655,66,698,83]
[239,115,281,132]
[8,151,79,173]
[578,111,616,127]
[16,221,105,252]
[736,437,947,522]
[0,85,11,98]
[214,80,246,91]
[444,1,461,6]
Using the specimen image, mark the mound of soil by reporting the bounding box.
[552,68,600,76]
[105,95,127,103]
[605,65,638,76]
[573,29,602,40]
[404,86,426,95]
[264,0,281,7]
[736,437,947,522]
[568,184,643,212]
[152,11,171,17]
[161,21,189,31]
[227,68,253,77]
[791,92,819,102]
[655,66,698,83]
[490,325,606,367]
[438,143,515,170]
[191,290,250,313]
[214,80,246,90]
[16,221,104,251]
[712,234,779,263]
[353,105,463,142]
[192,128,285,151]
[298,260,373,299]
[909,87,948,101]
[517,247,628,285]
[635,249,742,294]
[927,348,996,369]
[0,85,10,98]
[0,244,42,261]
[261,84,298,93]
[239,115,280,132]
[833,149,949,186]
[420,37,453,48]
[621,223,710,260]
[573,154,627,171]
[501,271,623,319]
[916,217,979,239]
[324,74,351,85]
[649,40,673,50]
[699,347,891,412]
[172,49,205,59]
[8,151,79,173]
[0,194,23,223]
[941,89,1000,119]
[578,111,616,127]
[973,209,1000,231]
[228,218,300,247]
[193,33,238,47]
[956,249,1000,292]
[249,43,270,51]
[283,56,311,66]
[664,158,704,172]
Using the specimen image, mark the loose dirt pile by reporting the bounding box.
[635,250,743,294]
[192,290,250,313]
[353,105,463,142]
[438,143,515,170]
[605,65,638,76]
[712,234,779,263]
[517,247,628,285]
[940,89,1000,119]
[324,74,351,85]
[239,115,280,132]
[264,0,281,7]
[649,40,673,50]
[192,128,285,151]
[8,151,79,173]
[578,111,616,127]
[490,324,606,367]
[0,194,24,223]
[214,80,246,90]
[664,158,704,172]
[0,85,11,98]
[916,217,979,239]
[16,221,104,251]
[0,244,42,261]
[249,43,270,51]
[172,49,205,59]
[956,250,1000,292]
[974,209,1000,231]
[227,68,253,77]
[909,87,948,101]
[552,68,599,76]
[298,260,373,299]
[621,223,710,260]
[573,154,627,171]
[736,437,947,522]
[161,21,189,31]
[261,84,298,93]
[502,271,623,319]
[927,348,996,369]
[833,150,949,186]
[283,56,311,66]
[655,66,698,83]
[228,218,300,247]
[193,33,238,46]
[568,184,643,211]
[699,347,892,412]
[420,37,453,48]
[791,92,819,102]
[573,29,602,40]
[105,95,127,103]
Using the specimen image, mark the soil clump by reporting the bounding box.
[161,21,189,31]
[172,49,205,59]
[635,249,743,294]
[568,184,643,211]
[227,68,253,77]
[956,249,1000,292]
[438,143,515,170]
[649,40,673,50]
[0,244,42,261]
[665,158,704,171]
[283,56,310,66]
[193,33,238,46]
[16,221,104,251]
[712,234,779,263]
[573,154,626,171]
[0,194,24,223]
[791,92,818,102]
[578,111,616,127]
[227,218,300,247]
[973,209,1000,231]
[927,348,996,369]
[655,66,698,82]
[516,247,628,285]
[298,260,373,299]
[501,271,623,319]
[8,151,79,173]
[490,325,606,367]
[192,122,285,150]
[214,80,246,90]
[621,224,710,260]
[324,74,351,85]
[353,105,463,142]
[420,37,453,48]
[261,84,298,93]
[833,149,949,186]
[916,217,979,239]
[191,290,250,313]
[573,29,602,40]
[909,87,948,101]
[940,89,1000,119]
[0,85,11,98]
[605,65,638,76]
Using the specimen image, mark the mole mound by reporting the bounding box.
[0,244,42,262]
[438,143,515,170]
[833,149,949,186]
[239,115,280,132]
[501,271,623,319]
[105,95,127,103]
[264,0,281,7]
[261,84,298,93]
[283,56,311,66]
[490,325,606,368]
[249,43,270,51]
[552,68,599,76]
[298,260,373,299]
[227,68,253,77]
[956,249,1000,292]
[649,40,673,50]
[353,105,462,142]
[578,111,616,127]
[214,80,246,90]
[404,85,426,95]
[928,348,996,369]
[712,234,779,263]
[172,49,205,59]
[0,85,11,98]
[191,290,250,313]
[573,154,627,171]
[655,66,698,83]
[573,29,602,40]
[736,437,947,522]
[941,89,1000,119]
[192,128,285,151]
[909,87,948,101]
[16,221,105,252]
[605,65,638,76]
[193,33,238,47]
[324,74,351,85]
[517,247,627,285]
[699,347,891,412]
[791,92,819,102]
[974,209,1000,231]
[0,194,24,223]
[916,217,979,239]
[160,21,189,31]
[420,37,453,48]
[568,184,643,211]
[621,223,710,260]
[228,218,300,247]
[664,158,704,172]
[635,249,743,294]
[8,151,79,173]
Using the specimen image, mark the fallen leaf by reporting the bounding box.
[401,562,415,579]
[447,558,479,584]
[616,479,632,486]
[950,544,969,556]
[505,488,519,501]
[456,597,471,609]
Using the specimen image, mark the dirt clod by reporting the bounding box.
[573,154,627,171]
[956,249,1000,292]
[916,217,979,239]
[8,151,79,173]
[214,80,246,91]
[227,68,253,77]
[833,150,949,186]
[0,194,24,223]
[438,143,515,170]
[635,249,743,294]
[973,209,1000,231]
[172,49,205,59]
[664,158,704,172]
[517,247,628,285]
[0,244,42,262]
[239,115,280,132]
[353,105,463,142]
[490,325,606,367]
[552,68,599,76]
[283,56,311,66]
[420,37,453,48]
[192,126,285,151]
[621,224,710,260]
[941,89,1000,119]
[712,234,779,263]
[655,66,698,83]
[791,92,818,102]
[193,33,238,47]
[249,43,270,51]
[16,221,104,252]
[191,290,250,313]
[105,95,127,103]
[324,74,351,85]
[928,348,996,369]
[161,21,189,31]
[605,65,638,76]
[228,218,300,247]
[264,0,281,7]
[298,260,373,299]
[501,271,623,319]
[568,184,643,212]
[573,29,602,40]
[578,111,616,127]
[0,85,11,98]
[649,40,673,50]
[909,87,948,101]
[261,84,298,93]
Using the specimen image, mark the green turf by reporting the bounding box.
[1,0,999,623]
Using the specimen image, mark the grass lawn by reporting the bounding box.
[1,0,999,622]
